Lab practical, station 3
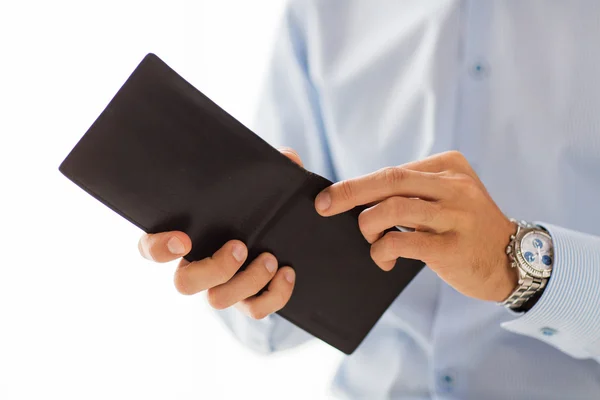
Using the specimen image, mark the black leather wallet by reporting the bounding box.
[59,54,424,354]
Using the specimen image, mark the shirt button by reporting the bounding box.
[469,60,489,79]
[541,327,557,336]
[436,370,456,393]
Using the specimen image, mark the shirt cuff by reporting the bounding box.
[501,222,600,359]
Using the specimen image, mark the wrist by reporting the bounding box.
[491,220,520,302]
[494,258,520,302]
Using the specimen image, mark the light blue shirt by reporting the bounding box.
[216,1,600,398]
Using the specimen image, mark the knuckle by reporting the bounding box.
[381,166,405,186]
[339,179,355,201]
[454,174,479,197]
[464,181,481,199]
[445,150,467,165]
[423,201,443,223]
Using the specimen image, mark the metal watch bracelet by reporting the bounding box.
[499,220,548,310]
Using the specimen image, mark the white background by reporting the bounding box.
[0,1,342,398]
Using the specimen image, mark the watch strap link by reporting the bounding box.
[500,272,546,309]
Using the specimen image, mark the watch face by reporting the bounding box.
[520,231,554,273]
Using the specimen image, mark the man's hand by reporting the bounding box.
[314,151,518,302]
[137,147,302,319]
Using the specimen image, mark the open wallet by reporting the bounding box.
[59,53,425,354]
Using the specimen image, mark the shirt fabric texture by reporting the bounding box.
[216,1,600,398]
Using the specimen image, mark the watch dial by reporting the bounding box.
[520,232,553,271]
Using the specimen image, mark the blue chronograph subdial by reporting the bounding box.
[524,251,535,263]
[542,255,553,266]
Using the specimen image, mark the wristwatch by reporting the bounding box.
[500,219,554,310]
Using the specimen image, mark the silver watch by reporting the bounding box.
[499,219,554,310]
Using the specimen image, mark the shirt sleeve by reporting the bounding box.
[501,222,600,361]
[211,0,337,354]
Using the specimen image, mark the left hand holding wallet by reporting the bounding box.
[138,149,303,319]
[59,54,424,354]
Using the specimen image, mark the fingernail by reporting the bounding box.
[264,257,277,273]
[232,244,247,262]
[167,237,186,255]
[284,270,295,283]
[315,191,331,211]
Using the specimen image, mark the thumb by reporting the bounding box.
[278,147,303,168]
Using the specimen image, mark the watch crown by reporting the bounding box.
[506,245,512,254]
